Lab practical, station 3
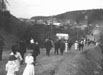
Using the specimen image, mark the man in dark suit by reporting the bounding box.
[44,38,53,56]
[54,40,60,55]
[19,40,26,64]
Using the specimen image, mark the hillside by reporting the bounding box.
[1,9,103,49]
[31,9,103,24]
[0,10,29,49]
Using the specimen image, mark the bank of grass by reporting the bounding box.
[0,49,65,75]
[0,51,10,75]
[54,46,103,75]
[0,45,99,75]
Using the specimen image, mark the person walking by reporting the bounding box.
[54,39,60,55]
[5,55,19,75]
[59,40,65,55]
[78,41,82,51]
[19,40,26,64]
[68,41,73,50]
[74,41,78,50]
[32,42,40,63]
[44,38,53,56]
[22,52,35,75]
[81,41,84,51]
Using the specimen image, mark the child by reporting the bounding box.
[22,52,35,75]
[5,55,19,75]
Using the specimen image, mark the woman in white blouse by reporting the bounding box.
[22,52,35,75]
[10,45,23,70]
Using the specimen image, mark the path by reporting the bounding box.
[34,44,96,75]
[0,45,96,75]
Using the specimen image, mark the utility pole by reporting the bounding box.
[50,21,53,39]
[77,29,78,40]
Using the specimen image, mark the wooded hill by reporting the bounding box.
[1,9,103,49]
[31,9,103,24]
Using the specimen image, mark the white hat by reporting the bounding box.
[30,39,34,44]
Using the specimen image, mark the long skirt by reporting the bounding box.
[23,64,35,75]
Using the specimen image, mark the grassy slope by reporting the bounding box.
[55,46,103,75]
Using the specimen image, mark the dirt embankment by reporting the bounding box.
[54,46,103,75]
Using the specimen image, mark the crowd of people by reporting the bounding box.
[5,38,40,75]
[0,36,98,75]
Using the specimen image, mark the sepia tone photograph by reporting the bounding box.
[0,0,103,75]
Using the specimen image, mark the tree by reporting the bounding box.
[0,0,9,11]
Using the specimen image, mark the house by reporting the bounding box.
[56,33,69,40]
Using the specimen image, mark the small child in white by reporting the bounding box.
[5,55,19,75]
[22,52,35,75]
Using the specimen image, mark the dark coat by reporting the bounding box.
[54,40,60,49]
[19,41,26,54]
[44,40,53,50]
[32,43,40,57]
[68,42,73,48]
[60,41,65,50]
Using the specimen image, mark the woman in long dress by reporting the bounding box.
[5,55,19,75]
[10,45,23,70]
[74,41,78,50]
[22,52,35,75]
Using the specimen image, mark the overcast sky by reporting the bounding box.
[7,0,103,19]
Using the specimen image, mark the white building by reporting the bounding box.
[56,33,69,40]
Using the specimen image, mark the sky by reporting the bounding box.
[7,0,103,19]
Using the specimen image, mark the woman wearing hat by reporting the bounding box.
[22,52,35,75]
[10,45,23,68]
[5,55,19,75]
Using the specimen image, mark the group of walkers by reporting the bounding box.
[45,38,74,56]
[0,36,98,75]
[44,38,88,56]
[44,38,67,56]
[5,38,40,75]
[74,40,84,51]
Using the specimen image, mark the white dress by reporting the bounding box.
[74,42,78,50]
[10,52,23,70]
[6,61,18,75]
[64,42,68,52]
[22,55,35,75]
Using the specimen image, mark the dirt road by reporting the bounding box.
[34,45,96,75]
[0,45,96,75]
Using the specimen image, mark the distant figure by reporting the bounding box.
[22,52,35,75]
[0,38,4,61]
[83,39,86,46]
[81,41,84,50]
[29,37,35,50]
[19,40,26,63]
[59,40,65,55]
[6,55,19,75]
[54,39,60,55]
[32,42,40,62]
[78,41,84,51]
[74,41,78,50]
[44,38,53,56]
[68,41,73,50]
[64,41,68,52]
[78,42,81,51]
